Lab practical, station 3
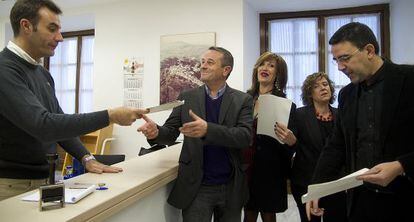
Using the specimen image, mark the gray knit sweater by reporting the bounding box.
[0,47,109,179]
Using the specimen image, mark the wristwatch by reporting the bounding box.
[82,154,96,166]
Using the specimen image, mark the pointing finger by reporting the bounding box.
[141,114,153,123]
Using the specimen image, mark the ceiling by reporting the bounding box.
[0,0,390,19]
[0,0,120,18]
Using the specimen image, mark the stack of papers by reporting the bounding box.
[256,95,292,144]
[301,168,369,203]
[22,184,96,204]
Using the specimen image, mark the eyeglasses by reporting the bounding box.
[332,48,361,65]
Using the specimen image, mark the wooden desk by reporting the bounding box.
[0,143,182,222]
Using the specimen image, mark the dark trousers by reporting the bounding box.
[291,184,347,222]
[182,184,241,222]
[349,186,413,222]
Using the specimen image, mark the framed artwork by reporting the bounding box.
[160,32,216,104]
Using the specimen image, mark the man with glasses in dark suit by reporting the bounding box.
[307,22,414,222]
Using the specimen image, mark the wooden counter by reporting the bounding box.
[0,143,182,222]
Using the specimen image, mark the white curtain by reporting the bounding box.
[269,18,319,107]
[79,36,94,114]
[50,37,77,114]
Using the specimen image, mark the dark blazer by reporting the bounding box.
[313,60,414,213]
[291,105,338,187]
[151,85,253,210]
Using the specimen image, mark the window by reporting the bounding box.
[261,4,389,107]
[45,30,95,114]
[269,18,319,104]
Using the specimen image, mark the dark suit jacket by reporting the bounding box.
[313,60,414,213]
[151,85,253,209]
[291,105,338,187]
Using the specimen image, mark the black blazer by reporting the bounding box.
[291,105,338,187]
[313,60,414,212]
[151,85,253,210]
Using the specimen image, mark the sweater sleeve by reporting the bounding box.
[0,62,109,143]
[58,138,89,162]
[55,106,91,162]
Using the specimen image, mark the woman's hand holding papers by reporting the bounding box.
[274,122,297,146]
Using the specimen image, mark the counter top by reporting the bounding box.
[0,143,182,222]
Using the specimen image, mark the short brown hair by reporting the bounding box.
[247,52,288,98]
[10,0,62,37]
[301,72,336,106]
[208,46,234,78]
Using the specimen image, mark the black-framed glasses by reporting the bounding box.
[332,48,361,65]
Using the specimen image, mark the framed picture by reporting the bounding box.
[160,32,216,104]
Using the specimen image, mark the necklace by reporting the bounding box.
[259,88,273,95]
[315,110,333,121]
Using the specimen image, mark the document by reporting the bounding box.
[22,184,96,204]
[301,168,369,203]
[256,95,292,144]
[147,100,184,113]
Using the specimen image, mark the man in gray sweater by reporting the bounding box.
[0,0,148,201]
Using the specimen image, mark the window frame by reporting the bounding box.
[260,4,390,73]
[44,29,95,114]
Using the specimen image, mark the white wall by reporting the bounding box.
[0,19,4,49]
[62,0,245,159]
[4,22,12,47]
[0,19,12,53]
[60,13,95,33]
[243,0,260,91]
[390,0,414,64]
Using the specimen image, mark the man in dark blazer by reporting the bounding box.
[307,22,414,222]
[138,47,253,222]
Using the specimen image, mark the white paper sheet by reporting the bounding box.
[22,184,96,204]
[147,100,184,113]
[301,168,369,203]
[256,95,292,144]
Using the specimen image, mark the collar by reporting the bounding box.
[7,41,41,65]
[362,59,386,88]
[204,83,227,99]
